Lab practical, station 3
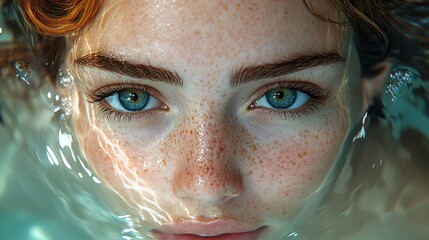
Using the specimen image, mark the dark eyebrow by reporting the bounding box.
[75,52,183,86]
[231,51,344,86]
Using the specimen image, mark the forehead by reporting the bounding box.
[75,0,345,65]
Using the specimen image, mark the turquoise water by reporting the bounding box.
[0,113,90,240]
[0,6,94,239]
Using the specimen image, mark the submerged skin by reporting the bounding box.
[69,0,366,237]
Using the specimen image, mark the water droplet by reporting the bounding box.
[59,97,72,120]
[14,60,33,85]
[386,82,401,102]
[57,69,74,88]
[50,104,61,112]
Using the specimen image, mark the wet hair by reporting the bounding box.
[11,0,429,79]
[306,0,429,77]
[16,0,101,36]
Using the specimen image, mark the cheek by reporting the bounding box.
[244,117,348,208]
[73,111,168,201]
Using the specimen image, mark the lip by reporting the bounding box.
[151,218,266,240]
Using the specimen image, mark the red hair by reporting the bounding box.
[17,0,102,36]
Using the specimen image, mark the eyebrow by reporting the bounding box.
[75,52,183,86]
[75,51,344,87]
[231,51,344,86]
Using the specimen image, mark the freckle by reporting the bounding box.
[284,8,288,16]
[248,170,253,176]
[221,2,229,11]
[219,146,224,153]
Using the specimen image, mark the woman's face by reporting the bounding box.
[70,0,363,238]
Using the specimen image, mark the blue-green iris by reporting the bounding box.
[118,90,149,111]
[266,87,297,109]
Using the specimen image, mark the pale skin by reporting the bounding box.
[68,0,383,238]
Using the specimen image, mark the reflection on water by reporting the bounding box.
[1,2,429,240]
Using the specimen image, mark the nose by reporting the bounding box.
[173,166,244,205]
[172,116,244,205]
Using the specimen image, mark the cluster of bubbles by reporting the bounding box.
[385,66,417,102]
[14,60,75,120]
[56,69,74,120]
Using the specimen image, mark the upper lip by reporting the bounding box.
[152,217,262,235]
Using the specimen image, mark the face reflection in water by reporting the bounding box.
[68,0,369,237]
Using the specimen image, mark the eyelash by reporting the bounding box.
[86,81,329,121]
[248,81,329,120]
[86,83,166,121]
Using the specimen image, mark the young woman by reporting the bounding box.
[2,0,428,239]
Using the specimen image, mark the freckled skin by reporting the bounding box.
[71,0,363,236]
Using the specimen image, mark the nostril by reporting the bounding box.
[172,168,244,205]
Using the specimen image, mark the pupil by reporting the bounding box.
[273,91,284,100]
[128,92,138,102]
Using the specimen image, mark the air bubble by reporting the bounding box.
[57,69,74,88]
[59,97,73,120]
[14,60,33,85]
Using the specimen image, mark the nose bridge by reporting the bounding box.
[172,113,243,204]
[195,114,227,163]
